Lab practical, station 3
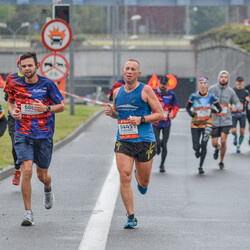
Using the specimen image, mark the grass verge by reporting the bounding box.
[0,103,103,168]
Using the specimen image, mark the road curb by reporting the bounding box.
[0,108,104,182]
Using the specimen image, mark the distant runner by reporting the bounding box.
[186,77,221,174]
[230,76,250,153]
[4,55,24,185]
[208,71,240,170]
[152,76,179,173]
[245,82,250,145]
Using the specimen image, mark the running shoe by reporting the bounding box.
[159,165,165,173]
[134,170,148,195]
[21,210,34,226]
[213,146,220,160]
[219,161,224,170]
[124,217,138,229]
[198,167,205,175]
[233,136,237,146]
[236,146,240,153]
[43,188,55,209]
[12,169,21,186]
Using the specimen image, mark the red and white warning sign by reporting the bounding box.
[40,53,69,82]
[41,18,72,52]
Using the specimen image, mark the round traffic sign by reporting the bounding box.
[40,53,69,82]
[41,19,72,52]
[167,74,177,90]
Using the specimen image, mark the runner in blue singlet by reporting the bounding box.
[105,59,163,229]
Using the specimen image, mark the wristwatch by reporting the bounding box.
[141,116,145,124]
[46,105,51,112]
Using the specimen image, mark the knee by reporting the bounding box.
[221,140,227,147]
[22,166,32,180]
[37,172,47,183]
[200,146,207,155]
[119,171,132,187]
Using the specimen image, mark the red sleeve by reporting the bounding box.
[172,105,179,118]
[4,73,14,93]
[7,81,16,103]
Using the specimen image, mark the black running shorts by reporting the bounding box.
[114,140,157,162]
[232,113,246,129]
[211,126,231,138]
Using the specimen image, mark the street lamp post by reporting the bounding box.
[131,14,142,37]
[0,22,30,71]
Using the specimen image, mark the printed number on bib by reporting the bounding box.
[214,104,227,116]
[196,107,211,120]
[118,118,139,139]
[21,100,44,119]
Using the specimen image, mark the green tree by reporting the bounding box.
[73,6,106,35]
[190,6,225,35]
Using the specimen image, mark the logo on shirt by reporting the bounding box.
[117,104,139,111]
[33,89,46,93]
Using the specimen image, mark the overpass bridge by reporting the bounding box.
[2,0,250,6]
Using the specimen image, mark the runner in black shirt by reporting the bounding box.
[231,76,250,153]
[245,82,250,145]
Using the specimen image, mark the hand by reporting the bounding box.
[105,104,113,117]
[231,106,237,112]
[12,107,22,120]
[169,113,174,120]
[33,99,46,112]
[129,116,141,126]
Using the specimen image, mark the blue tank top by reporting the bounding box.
[115,82,155,142]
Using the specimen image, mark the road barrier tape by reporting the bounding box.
[61,90,186,111]
[60,90,110,106]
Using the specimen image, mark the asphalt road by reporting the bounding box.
[0,111,250,250]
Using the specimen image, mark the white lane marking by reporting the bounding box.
[78,155,119,250]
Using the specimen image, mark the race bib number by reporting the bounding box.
[196,107,211,120]
[118,118,139,139]
[214,104,227,116]
[21,100,44,119]
[239,102,244,112]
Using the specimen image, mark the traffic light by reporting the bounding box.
[53,4,70,24]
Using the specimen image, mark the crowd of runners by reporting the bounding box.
[0,53,250,229]
[106,61,250,228]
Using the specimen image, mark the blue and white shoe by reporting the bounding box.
[134,170,148,195]
[124,217,138,229]
[236,146,241,153]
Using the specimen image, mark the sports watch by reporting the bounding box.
[141,116,145,124]
[46,105,51,112]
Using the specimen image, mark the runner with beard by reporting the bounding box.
[208,71,240,170]
[7,52,65,226]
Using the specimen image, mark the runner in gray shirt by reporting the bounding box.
[208,70,240,170]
